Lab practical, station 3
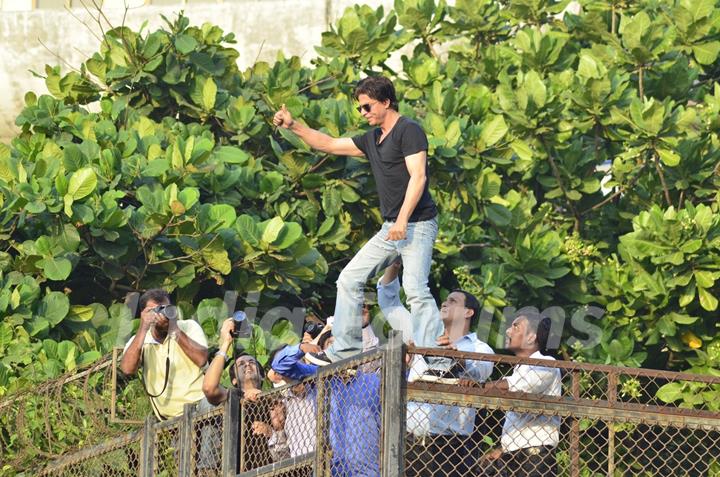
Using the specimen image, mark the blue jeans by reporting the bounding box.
[325,217,443,361]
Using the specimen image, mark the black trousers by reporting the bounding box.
[406,433,477,477]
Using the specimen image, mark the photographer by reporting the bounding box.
[202,314,272,472]
[120,288,208,420]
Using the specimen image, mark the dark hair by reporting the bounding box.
[452,289,481,330]
[138,289,171,313]
[229,354,264,389]
[516,307,552,353]
[354,76,399,111]
[317,330,333,350]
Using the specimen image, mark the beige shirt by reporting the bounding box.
[124,320,207,419]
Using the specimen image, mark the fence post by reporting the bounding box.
[382,330,406,477]
[222,389,240,477]
[178,402,195,477]
[141,415,155,477]
[314,373,327,477]
[570,371,580,477]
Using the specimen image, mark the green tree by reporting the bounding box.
[2,1,720,473]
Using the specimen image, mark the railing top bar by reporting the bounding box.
[315,347,384,377]
[408,382,720,423]
[153,415,182,430]
[409,346,720,384]
[407,385,720,430]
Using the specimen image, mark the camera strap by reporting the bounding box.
[139,339,172,419]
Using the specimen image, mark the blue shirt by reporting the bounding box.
[407,333,494,436]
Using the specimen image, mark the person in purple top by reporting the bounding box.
[273,76,443,366]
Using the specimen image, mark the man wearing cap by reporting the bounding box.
[269,324,382,477]
[120,288,208,420]
[273,75,443,367]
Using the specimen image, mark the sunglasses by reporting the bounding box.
[356,101,378,113]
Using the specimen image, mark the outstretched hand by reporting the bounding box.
[273,104,294,129]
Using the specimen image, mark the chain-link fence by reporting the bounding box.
[406,347,720,477]
[34,339,720,477]
[235,346,393,477]
[0,349,151,475]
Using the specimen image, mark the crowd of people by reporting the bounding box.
[120,76,563,477]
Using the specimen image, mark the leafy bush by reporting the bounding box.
[2,0,720,469]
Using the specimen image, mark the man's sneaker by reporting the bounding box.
[305,351,333,366]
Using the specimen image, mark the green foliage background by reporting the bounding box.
[2,0,720,470]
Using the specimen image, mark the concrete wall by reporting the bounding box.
[0,0,391,143]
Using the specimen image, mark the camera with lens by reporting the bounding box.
[151,304,178,320]
[230,311,251,338]
[303,321,325,339]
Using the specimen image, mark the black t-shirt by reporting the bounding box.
[352,116,438,222]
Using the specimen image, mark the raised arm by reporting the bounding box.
[203,318,234,406]
[386,151,428,241]
[377,261,415,344]
[273,104,363,157]
[169,319,208,368]
[119,307,156,375]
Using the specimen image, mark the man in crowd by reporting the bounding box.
[202,317,271,472]
[482,309,561,477]
[273,76,443,366]
[120,289,208,420]
[269,323,382,477]
[377,260,494,476]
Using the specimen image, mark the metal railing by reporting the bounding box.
[0,350,150,475]
[405,347,720,477]
[34,336,720,477]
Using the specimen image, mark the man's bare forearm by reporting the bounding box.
[288,122,335,154]
[396,174,426,224]
[483,379,510,391]
[174,330,208,368]
[119,328,149,375]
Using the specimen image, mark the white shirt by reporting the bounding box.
[377,277,494,436]
[501,351,562,452]
[282,388,316,458]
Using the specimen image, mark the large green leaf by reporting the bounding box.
[202,77,217,111]
[262,217,285,244]
[692,41,720,65]
[38,257,72,281]
[39,291,70,327]
[67,167,98,200]
[698,287,718,311]
[274,222,303,249]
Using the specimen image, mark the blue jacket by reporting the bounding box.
[271,345,381,477]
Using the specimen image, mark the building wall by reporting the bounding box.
[0,0,391,143]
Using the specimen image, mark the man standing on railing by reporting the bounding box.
[120,289,208,420]
[481,309,561,477]
[273,75,443,367]
[377,260,494,477]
